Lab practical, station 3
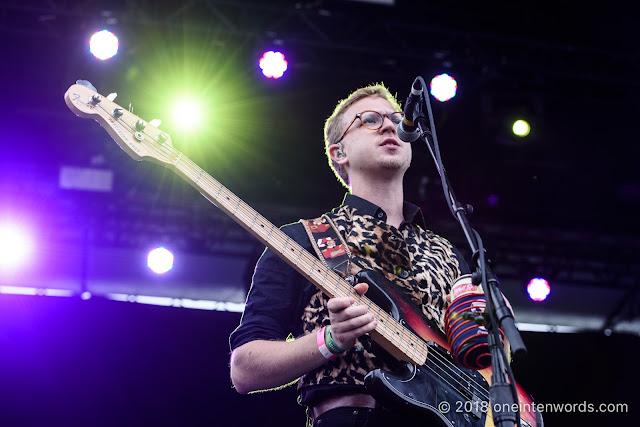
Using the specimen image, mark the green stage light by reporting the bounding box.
[512,119,531,137]
[170,97,205,133]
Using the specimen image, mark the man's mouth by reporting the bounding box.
[380,138,400,147]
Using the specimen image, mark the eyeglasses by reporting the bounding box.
[337,110,404,143]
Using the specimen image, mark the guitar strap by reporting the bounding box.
[300,215,352,279]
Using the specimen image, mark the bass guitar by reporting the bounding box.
[64,82,542,427]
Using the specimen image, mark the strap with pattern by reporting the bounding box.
[300,215,351,278]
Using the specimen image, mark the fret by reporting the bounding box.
[172,152,183,166]
[319,262,330,296]
[308,257,323,281]
[250,210,261,236]
[281,235,292,258]
[265,221,275,246]
[294,243,304,266]
[213,180,224,204]
[232,196,241,216]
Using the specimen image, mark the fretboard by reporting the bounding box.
[172,151,429,365]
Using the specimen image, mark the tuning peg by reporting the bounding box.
[129,103,133,113]
[107,93,117,101]
[149,119,162,127]
[135,120,146,131]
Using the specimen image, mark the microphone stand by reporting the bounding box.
[408,76,527,427]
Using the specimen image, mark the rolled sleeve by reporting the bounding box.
[229,222,315,351]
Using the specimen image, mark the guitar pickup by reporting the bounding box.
[469,393,486,419]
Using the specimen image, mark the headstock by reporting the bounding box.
[64,81,178,165]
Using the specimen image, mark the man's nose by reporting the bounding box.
[380,116,397,132]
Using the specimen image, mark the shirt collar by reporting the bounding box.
[340,193,426,229]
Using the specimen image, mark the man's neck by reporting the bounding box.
[350,177,405,228]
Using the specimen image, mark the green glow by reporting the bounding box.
[171,97,204,132]
[117,27,280,192]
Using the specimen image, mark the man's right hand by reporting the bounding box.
[326,282,377,351]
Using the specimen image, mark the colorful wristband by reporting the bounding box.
[325,326,345,354]
[317,326,335,360]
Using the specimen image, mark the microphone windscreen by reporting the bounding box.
[396,123,420,143]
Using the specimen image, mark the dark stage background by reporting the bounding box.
[1,1,639,426]
[0,294,636,426]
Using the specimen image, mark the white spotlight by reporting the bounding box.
[147,247,174,274]
[89,30,119,60]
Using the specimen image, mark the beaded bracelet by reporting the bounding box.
[317,326,335,360]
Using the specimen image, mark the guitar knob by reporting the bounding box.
[156,133,169,143]
[135,120,146,131]
[90,94,102,105]
[113,108,123,118]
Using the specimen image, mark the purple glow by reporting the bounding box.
[0,222,34,272]
[487,194,500,206]
[527,277,551,302]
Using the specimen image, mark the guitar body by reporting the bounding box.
[365,363,486,426]
[357,270,542,427]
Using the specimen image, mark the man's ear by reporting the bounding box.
[329,143,348,165]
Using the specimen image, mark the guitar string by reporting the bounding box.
[109,112,495,403]
[423,345,491,401]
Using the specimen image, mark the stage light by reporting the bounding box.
[171,97,204,132]
[0,223,34,272]
[527,277,550,302]
[512,119,530,137]
[89,30,119,60]
[147,247,174,274]
[259,51,288,79]
[429,74,457,102]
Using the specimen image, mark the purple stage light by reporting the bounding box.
[430,73,457,102]
[527,277,551,302]
[259,51,288,79]
[147,247,174,274]
[0,222,34,273]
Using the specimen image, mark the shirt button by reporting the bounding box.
[399,269,410,279]
[408,230,416,238]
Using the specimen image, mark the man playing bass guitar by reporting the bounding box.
[230,84,503,426]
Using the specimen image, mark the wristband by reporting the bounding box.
[317,326,335,360]
[325,325,345,354]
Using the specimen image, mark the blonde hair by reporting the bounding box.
[324,84,401,188]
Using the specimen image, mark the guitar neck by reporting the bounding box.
[171,153,340,294]
[171,151,429,365]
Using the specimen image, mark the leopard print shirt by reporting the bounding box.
[299,199,465,390]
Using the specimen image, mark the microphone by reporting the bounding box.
[397,78,423,142]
